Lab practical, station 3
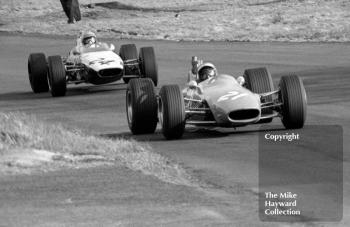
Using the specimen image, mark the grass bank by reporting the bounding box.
[0,112,192,186]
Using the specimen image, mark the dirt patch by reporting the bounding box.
[89,1,212,13]
[247,0,287,6]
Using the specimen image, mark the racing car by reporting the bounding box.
[126,56,307,139]
[27,32,158,97]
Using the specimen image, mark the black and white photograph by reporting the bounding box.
[0,0,348,226]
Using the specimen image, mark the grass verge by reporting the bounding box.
[0,112,193,186]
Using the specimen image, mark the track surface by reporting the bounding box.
[0,35,350,226]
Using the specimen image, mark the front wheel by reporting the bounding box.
[279,75,307,129]
[126,78,158,134]
[159,85,185,140]
[243,67,274,123]
[139,47,158,86]
[48,55,66,97]
[28,53,49,93]
[119,44,138,84]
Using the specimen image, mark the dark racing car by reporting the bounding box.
[126,56,307,139]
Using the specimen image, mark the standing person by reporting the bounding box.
[60,0,81,24]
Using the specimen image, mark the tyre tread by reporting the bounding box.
[28,53,49,93]
[280,75,307,129]
[48,55,66,97]
[159,85,185,139]
[127,78,158,134]
[140,47,158,86]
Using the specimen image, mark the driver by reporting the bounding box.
[81,31,97,47]
[196,63,217,83]
[70,31,115,62]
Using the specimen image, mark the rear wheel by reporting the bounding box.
[119,44,138,84]
[279,75,307,129]
[28,53,49,93]
[126,78,158,134]
[243,67,274,123]
[139,47,158,86]
[159,85,185,140]
[47,55,66,97]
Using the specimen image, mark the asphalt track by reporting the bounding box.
[0,34,350,226]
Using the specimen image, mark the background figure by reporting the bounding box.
[60,0,81,24]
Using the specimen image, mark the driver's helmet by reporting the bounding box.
[197,63,217,83]
[82,31,97,46]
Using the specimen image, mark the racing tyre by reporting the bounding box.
[47,55,66,97]
[126,78,158,134]
[28,53,49,93]
[244,67,274,123]
[139,47,158,86]
[159,85,185,140]
[279,75,307,129]
[119,44,138,84]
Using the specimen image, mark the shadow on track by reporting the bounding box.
[101,126,286,142]
[0,83,127,101]
[67,83,126,97]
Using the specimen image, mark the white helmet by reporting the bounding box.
[82,31,97,45]
[197,63,217,82]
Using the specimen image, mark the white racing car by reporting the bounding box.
[28,32,158,97]
[126,56,307,139]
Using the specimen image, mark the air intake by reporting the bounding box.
[99,68,123,77]
[228,109,260,121]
